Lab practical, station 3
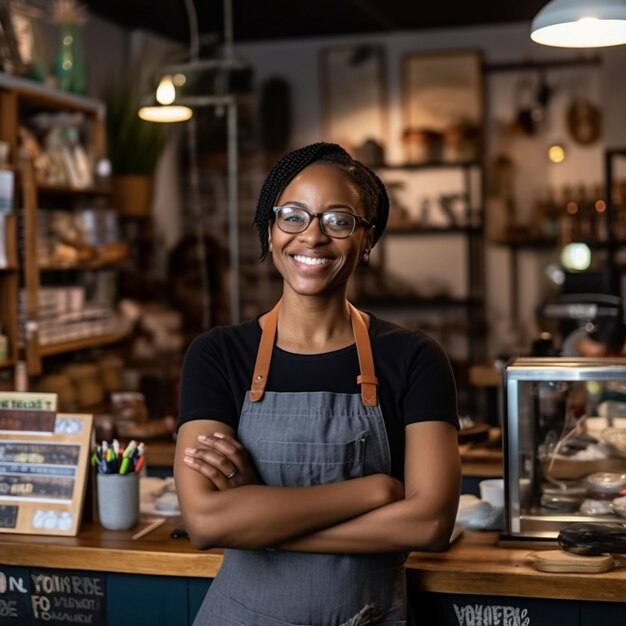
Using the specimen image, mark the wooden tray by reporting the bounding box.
[528,549,626,574]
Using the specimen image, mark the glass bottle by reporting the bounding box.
[55,23,86,94]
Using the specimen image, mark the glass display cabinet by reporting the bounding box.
[503,357,626,542]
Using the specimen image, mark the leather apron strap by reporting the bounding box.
[248,301,280,402]
[248,300,379,406]
[347,302,379,407]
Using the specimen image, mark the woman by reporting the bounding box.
[175,143,461,625]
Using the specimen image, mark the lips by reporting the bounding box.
[292,254,332,266]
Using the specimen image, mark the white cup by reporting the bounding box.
[479,478,504,508]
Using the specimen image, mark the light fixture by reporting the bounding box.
[138,74,193,122]
[547,143,566,163]
[561,242,592,270]
[139,0,244,325]
[531,0,626,48]
[137,0,248,126]
[138,103,193,122]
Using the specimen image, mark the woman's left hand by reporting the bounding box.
[183,432,261,490]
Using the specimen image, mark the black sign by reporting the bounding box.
[0,566,106,625]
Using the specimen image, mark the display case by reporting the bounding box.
[503,357,626,542]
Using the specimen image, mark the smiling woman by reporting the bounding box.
[174,142,461,626]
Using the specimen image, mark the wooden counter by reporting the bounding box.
[1,517,625,603]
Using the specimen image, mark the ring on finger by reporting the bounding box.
[226,467,238,479]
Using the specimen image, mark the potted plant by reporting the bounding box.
[103,86,168,218]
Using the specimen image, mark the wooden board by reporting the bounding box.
[528,549,626,574]
[0,413,93,536]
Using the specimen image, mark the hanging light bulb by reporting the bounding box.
[137,74,193,122]
[531,0,626,48]
[156,75,176,105]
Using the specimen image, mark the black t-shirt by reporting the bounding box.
[177,314,459,478]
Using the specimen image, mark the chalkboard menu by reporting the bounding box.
[0,413,93,536]
[0,392,57,433]
[0,565,105,625]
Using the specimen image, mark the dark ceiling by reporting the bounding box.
[82,0,548,44]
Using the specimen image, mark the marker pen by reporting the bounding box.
[134,456,145,474]
[123,440,138,458]
[119,456,131,475]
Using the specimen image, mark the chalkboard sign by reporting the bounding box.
[0,413,93,536]
[0,392,57,433]
[0,565,105,625]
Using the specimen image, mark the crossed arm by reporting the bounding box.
[174,419,461,554]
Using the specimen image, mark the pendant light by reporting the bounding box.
[531,0,626,48]
[138,0,244,325]
[138,73,193,122]
[138,0,246,123]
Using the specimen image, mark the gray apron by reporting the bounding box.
[193,302,407,625]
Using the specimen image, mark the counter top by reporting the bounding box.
[1,519,625,602]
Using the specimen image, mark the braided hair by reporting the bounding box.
[253,142,389,260]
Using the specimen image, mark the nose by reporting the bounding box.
[298,214,329,241]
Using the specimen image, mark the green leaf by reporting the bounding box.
[101,83,168,176]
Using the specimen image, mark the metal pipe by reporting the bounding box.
[227,101,240,323]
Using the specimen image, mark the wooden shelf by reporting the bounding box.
[40,257,129,272]
[377,160,481,171]
[0,73,105,115]
[493,236,626,250]
[39,331,129,357]
[36,182,112,196]
[0,79,116,376]
[357,296,483,309]
[387,224,481,236]
[0,357,16,370]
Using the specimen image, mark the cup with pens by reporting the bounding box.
[93,439,145,530]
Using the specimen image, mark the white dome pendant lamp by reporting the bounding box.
[531,0,626,48]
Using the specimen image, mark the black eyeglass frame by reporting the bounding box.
[272,205,373,239]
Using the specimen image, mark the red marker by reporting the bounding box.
[134,456,145,474]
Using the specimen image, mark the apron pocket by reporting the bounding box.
[254,434,366,486]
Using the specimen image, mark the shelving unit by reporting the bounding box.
[0,75,128,379]
[492,148,626,327]
[0,167,18,370]
[604,147,626,298]
[354,160,486,412]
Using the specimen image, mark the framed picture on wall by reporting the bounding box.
[6,0,45,79]
[319,44,387,164]
[402,50,484,164]
[0,0,22,74]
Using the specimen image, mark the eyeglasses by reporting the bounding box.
[272,205,372,239]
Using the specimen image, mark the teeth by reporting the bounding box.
[293,255,330,266]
